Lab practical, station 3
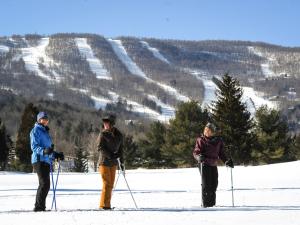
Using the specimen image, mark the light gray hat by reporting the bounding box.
[205,122,216,132]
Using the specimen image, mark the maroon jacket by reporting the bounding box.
[193,135,227,166]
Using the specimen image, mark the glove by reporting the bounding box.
[195,154,205,163]
[113,152,121,159]
[44,144,54,155]
[120,162,125,174]
[225,158,234,168]
[199,154,206,163]
[53,151,64,161]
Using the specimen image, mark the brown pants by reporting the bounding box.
[99,165,117,208]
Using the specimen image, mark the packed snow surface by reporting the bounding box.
[1,161,300,225]
[75,38,111,80]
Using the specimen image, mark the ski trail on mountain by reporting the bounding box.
[248,46,276,78]
[21,37,62,82]
[107,38,190,102]
[75,38,111,80]
[140,41,170,64]
[188,69,277,113]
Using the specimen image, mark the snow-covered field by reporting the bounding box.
[1,161,300,225]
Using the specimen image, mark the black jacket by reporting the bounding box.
[97,127,123,167]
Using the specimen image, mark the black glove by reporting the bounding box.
[199,154,206,163]
[120,162,125,172]
[113,152,121,159]
[53,151,64,161]
[44,144,54,155]
[225,158,234,168]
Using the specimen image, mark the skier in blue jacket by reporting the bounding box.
[30,112,64,212]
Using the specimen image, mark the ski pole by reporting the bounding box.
[197,162,203,207]
[117,158,138,209]
[50,160,56,210]
[230,167,234,207]
[51,160,61,210]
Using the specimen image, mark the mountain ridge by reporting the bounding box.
[1,33,300,125]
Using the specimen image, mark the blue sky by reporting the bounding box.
[1,0,299,47]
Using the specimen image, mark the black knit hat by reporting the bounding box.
[102,113,116,125]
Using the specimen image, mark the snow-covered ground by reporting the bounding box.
[20,38,62,82]
[147,94,175,121]
[248,46,276,77]
[107,38,190,103]
[140,41,170,64]
[242,87,277,114]
[1,161,300,225]
[107,38,148,79]
[75,38,111,80]
[0,45,9,53]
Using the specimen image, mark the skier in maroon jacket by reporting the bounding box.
[193,123,234,207]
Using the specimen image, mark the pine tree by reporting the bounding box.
[15,103,39,172]
[73,137,88,172]
[211,74,255,165]
[123,134,139,168]
[138,121,166,168]
[0,118,9,170]
[162,101,209,167]
[253,106,292,163]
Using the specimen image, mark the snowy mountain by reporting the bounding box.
[1,33,300,122]
[1,161,300,225]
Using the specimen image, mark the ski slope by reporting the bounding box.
[1,161,300,225]
[20,38,62,82]
[248,46,276,77]
[0,45,9,53]
[140,41,170,64]
[188,69,276,113]
[75,38,111,80]
[107,38,190,102]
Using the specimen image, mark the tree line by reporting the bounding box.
[1,74,300,172]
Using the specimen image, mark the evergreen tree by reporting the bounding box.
[162,101,209,167]
[211,74,255,165]
[137,121,166,168]
[123,134,139,168]
[15,103,38,172]
[0,118,9,170]
[73,137,88,172]
[253,106,293,163]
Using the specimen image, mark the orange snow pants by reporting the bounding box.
[99,165,117,208]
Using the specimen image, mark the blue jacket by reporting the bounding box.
[30,123,53,165]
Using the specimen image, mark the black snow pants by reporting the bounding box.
[33,162,50,211]
[200,163,218,207]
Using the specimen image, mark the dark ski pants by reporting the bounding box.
[201,163,218,207]
[33,162,50,211]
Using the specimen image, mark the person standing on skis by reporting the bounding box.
[193,122,234,207]
[30,112,64,212]
[97,113,124,210]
